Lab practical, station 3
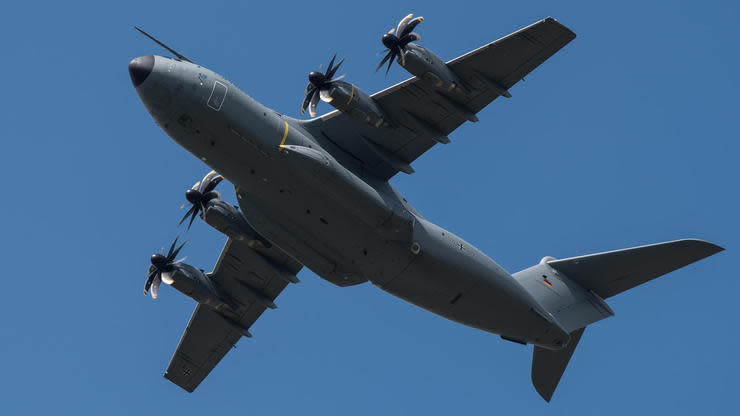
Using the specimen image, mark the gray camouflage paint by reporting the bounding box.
[132,55,571,349]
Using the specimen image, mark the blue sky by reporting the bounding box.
[1,0,737,414]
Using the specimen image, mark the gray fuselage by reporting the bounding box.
[131,55,570,349]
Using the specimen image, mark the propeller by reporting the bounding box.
[179,171,224,230]
[144,236,187,298]
[376,14,424,75]
[301,53,346,117]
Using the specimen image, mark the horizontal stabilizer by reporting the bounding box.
[518,238,722,401]
[532,328,585,402]
[547,239,723,299]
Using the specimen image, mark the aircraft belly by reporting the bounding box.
[232,173,415,287]
[154,98,415,286]
[137,59,567,347]
[376,217,566,345]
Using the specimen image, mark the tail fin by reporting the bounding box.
[532,327,585,402]
[515,238,723,401]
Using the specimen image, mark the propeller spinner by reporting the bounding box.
[376,14,424,75]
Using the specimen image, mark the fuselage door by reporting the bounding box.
[207,81,228,111]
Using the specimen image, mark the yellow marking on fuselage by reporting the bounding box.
[347,84,355,105]
[279,121,289,151]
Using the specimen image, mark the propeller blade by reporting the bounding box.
[161,270,175,285]
[179,205,197,227]
[400,32,420,45]
[375,51,393,73]
[202,177,223,194]
[309,89,320,117]
[301,87,316,114]
[199,171,217,192]
[144,270,157,295]
[166,236,179,259]
[385,52,396,75]
[402,17,423,37]
[320,88,334,103]
[329,74,346,83]
[151,274,162,299]
[326,56,345,80]
[170,239,187,262]
[186,206,199,230]
[396,14,414,38]
[326,53,337,76]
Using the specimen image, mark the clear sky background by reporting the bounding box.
[1,0,737,414]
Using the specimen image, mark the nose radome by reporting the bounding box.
[128,55,154,87]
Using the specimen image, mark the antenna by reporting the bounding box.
[134,26,192,63]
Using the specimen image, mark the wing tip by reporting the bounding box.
[164,371,197,393]
[542,16,577,39]
[678,238,725,256]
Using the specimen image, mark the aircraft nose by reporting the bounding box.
[128,55,154,87]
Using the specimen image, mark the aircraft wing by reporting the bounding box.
[303,17,575,179]
[164,237,301,392]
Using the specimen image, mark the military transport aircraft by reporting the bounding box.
[129,15,723,401]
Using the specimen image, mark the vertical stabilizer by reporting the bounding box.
[531,328,585,402]
[516,238,722,402]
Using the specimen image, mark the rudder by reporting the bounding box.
[531,327,585,402]
[515,238,722,401]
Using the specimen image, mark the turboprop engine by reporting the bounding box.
[144,237,233,310]
[376,14,472,95]
[302,54,391,127]
[179,171,272,247]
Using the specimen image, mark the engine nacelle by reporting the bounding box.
[202,199,271,248]
[401,43,469,94]
[321,80,390,128]
[167,263,232,309]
